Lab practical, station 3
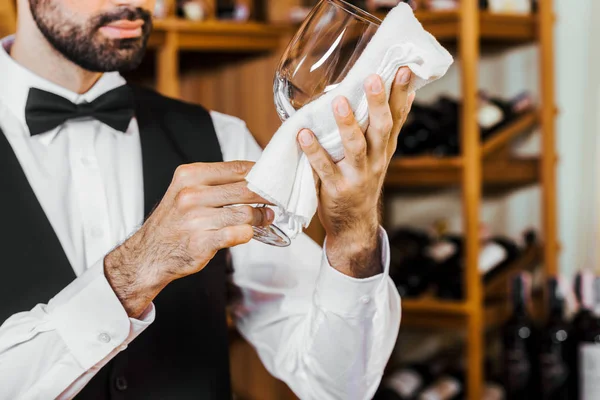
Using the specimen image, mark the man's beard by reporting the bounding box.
[29,1,153,73]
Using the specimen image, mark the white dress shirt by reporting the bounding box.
[0,36,401,400]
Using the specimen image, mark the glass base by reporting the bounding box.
[252,224,292,247]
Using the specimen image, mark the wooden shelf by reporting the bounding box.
[149,19,289,52]
[148,10,537,55]
[385,156,539,191]
[384,111,540,191]
[376,11,537,43]
[402,297,470,315]
[400,244,542,329]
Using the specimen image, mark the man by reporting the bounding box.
[0,0,413,398]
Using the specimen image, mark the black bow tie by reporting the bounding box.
[25,85,136,136]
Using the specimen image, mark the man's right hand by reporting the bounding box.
[103,161,272,318]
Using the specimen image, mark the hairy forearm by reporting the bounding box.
[326,223,382,279]
[103,233,169,319]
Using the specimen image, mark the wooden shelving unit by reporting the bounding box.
[381,2,557,399]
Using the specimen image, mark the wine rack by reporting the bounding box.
[381,1,557,399]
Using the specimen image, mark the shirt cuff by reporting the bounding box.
[314,226,391,317]
[47,258,155,370]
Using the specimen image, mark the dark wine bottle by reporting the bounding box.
[434,232,524,300]
[479,91,534,141]
[484,358,506,400]
[216,0,236,19]
[375,366,427,400]
[501,273,538,400]
[370,0,403,13]
[418,370,464,400]
[480,235,521,283]
[569,270,596,400]
[538,278,572,400]
[389,227,435,298]
[578,276,600,400]
[374,351,457,400]
[346,0,369,10]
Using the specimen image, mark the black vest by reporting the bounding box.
[0,86,232,399]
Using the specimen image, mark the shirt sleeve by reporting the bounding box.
[211,111,402,400]
[0,260,155,400]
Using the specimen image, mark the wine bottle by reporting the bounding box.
[426,0,459,11]
[570,270,596,400]
[374,351,457,400]
[479,91,534,141]
[395,92,532,158]
[482,383,506,400]
[480,236,521,283]
[368,0,403,13]
[484,359,506,400]
[418,370,464,400]
[538,278,572,400]
[501,273,538,400]
[216,0,236,19]
[389,227,435,298]
[578,276,600,400]
[345,0,369,10]
[434,233,524,300]
[375,367,427,400]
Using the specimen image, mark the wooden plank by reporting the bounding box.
[389,156,464,169]
[380,11,536,43]
[538,0,559,277]
[482,157,539,187]
[481,111,539,157]
[479,11,537,42]
[415,11,460,41]
[156,31,180,98]
[384,157,539,190]
[0,0,16,37]
[460,0,483,398]
[401,297,470,315]
[150,20,289,52]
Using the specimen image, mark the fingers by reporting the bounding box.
[211,206,274,229]
[333,96,367,168]
[388,91,416,155]
[215,225,255,249]
[363,74,394,159]
[389,67,412,134]
[297,129,340,183]
[174,182,272,210]
[172,161,255,191]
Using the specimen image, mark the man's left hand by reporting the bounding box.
[298,67,415,279]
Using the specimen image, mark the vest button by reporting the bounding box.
[115,376,128,391]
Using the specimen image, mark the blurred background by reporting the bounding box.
[1,0,598,399]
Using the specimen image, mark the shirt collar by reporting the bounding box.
[0,35,128,143]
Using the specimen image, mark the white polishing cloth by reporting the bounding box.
[246,3,453,238]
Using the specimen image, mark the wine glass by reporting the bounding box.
[252,0,382,247]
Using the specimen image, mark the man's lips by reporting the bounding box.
[99,20,145,39]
